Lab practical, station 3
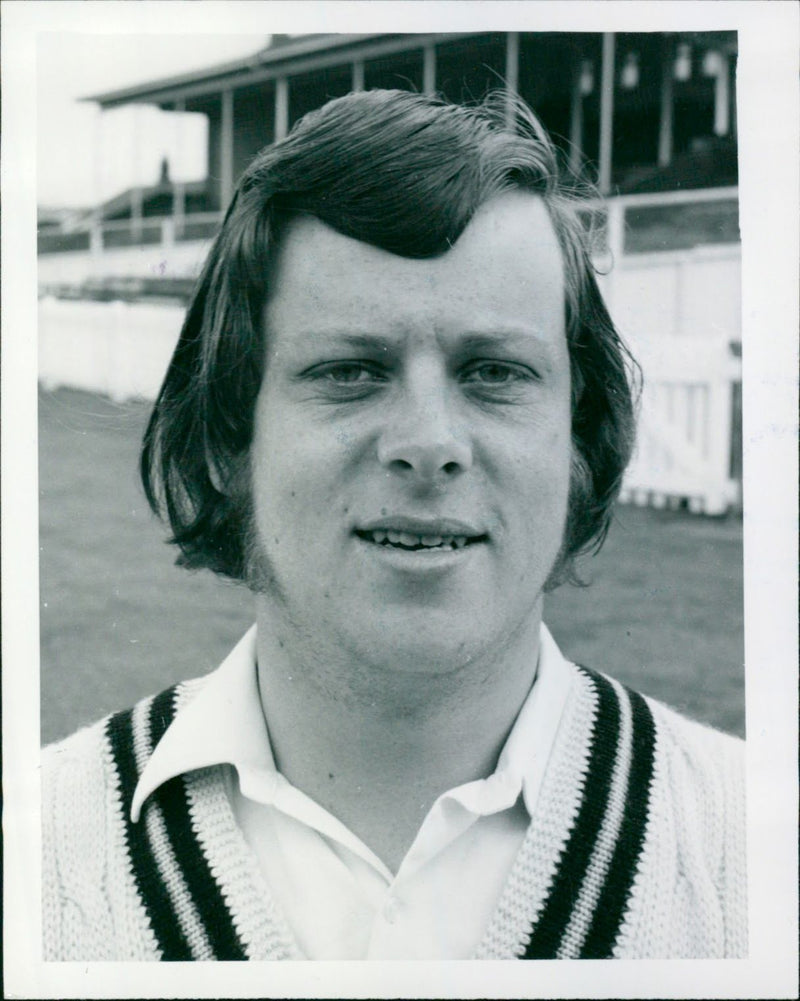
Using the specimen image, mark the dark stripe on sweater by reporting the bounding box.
[522,669,622,959]
[148,685,178,748]
[105,692,192,960]
[147,692,248,961]
[578,687,657,958]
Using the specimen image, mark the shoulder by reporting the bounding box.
[643,694,747,882]
[42,676,208,794]
[572,667,747,957]
[41,678,207,961]
[44,675,209,759]
[646,694,744,794]
[557,662,745,872]
[572,663,744,803]
[42,676,211,853]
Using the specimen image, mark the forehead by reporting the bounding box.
[265,191,565,345]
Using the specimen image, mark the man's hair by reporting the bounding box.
[141,88,638,590]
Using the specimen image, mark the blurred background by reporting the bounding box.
[38,30,744,743]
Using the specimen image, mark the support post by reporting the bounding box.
[569,53,584,175]
[220,89,234,209]
[130,187,143,243]
[90,216,103,266]
[714,51,730,136]
[504,32,519,125]
[598,32,615,194]
[352,60,365,92]
[131,104,143,242]
[173,98,186,239]
[91,106,105,270]
[93,106,104,222]
[423,42,436,94]
[658,36,674,166]
[275,77,289,140]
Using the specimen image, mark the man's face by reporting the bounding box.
[249,191,572,675]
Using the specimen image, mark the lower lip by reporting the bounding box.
[354,536,482,572]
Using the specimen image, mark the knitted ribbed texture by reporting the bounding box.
[42,664,747,961]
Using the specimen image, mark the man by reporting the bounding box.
[42,89,746,960]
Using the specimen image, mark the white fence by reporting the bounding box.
[621,337,741,514]
[38,298,184,402]
[608,245,742,513]
[593,190,742,513]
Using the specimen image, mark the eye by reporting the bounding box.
[461,361,534,385]
[301,360,389,401]
[321,362,377,384]
[307,361,388,385]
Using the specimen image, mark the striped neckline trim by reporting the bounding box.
[519,666,657,959]
[105,685,249,961]
[104,663,656,961]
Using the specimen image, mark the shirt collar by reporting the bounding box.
[493,622,574,816]
[131,624,272,822]
[434,622,574,819]
[131,622,574,824]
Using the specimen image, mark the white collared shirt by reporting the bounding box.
[132,624,574,959]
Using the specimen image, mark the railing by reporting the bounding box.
[581,186,739,259]
[102,212,223,249]
[39,187,739,259]
[38,212,223,256]
[38,188,740,289]
[37,229,91,255]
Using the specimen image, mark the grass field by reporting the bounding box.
[39,386,745,744]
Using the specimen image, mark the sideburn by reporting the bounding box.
[543,445,594,592]
[235,455,288,602]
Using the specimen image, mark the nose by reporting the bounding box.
[377,375,473,482]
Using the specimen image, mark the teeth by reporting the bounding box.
[420,535,443,547]
[364,529,475,549]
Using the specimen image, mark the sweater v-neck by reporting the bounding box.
[127,660,656,959]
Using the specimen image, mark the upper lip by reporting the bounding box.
[356,516,486,539]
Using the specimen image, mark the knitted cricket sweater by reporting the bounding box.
[42,663,747,961]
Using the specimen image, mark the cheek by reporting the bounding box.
[250,402,292,533]
[250,402,355,535]
[527,399,572,472]
[512,416,573,533]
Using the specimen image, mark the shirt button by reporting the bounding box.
[383,896,400,924]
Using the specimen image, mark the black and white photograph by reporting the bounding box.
[2,1,798,998]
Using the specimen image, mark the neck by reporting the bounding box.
[253,599,542,872]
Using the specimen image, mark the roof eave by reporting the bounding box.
[81,32,387,108]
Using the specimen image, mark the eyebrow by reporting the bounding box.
[455,330,552,352]
[299,328,552,352]
[318,333,394,353]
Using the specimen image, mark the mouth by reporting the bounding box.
[354,519,488,553]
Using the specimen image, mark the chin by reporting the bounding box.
[339,612,508,678]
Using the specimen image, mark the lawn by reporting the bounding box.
[39,386,745,744]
